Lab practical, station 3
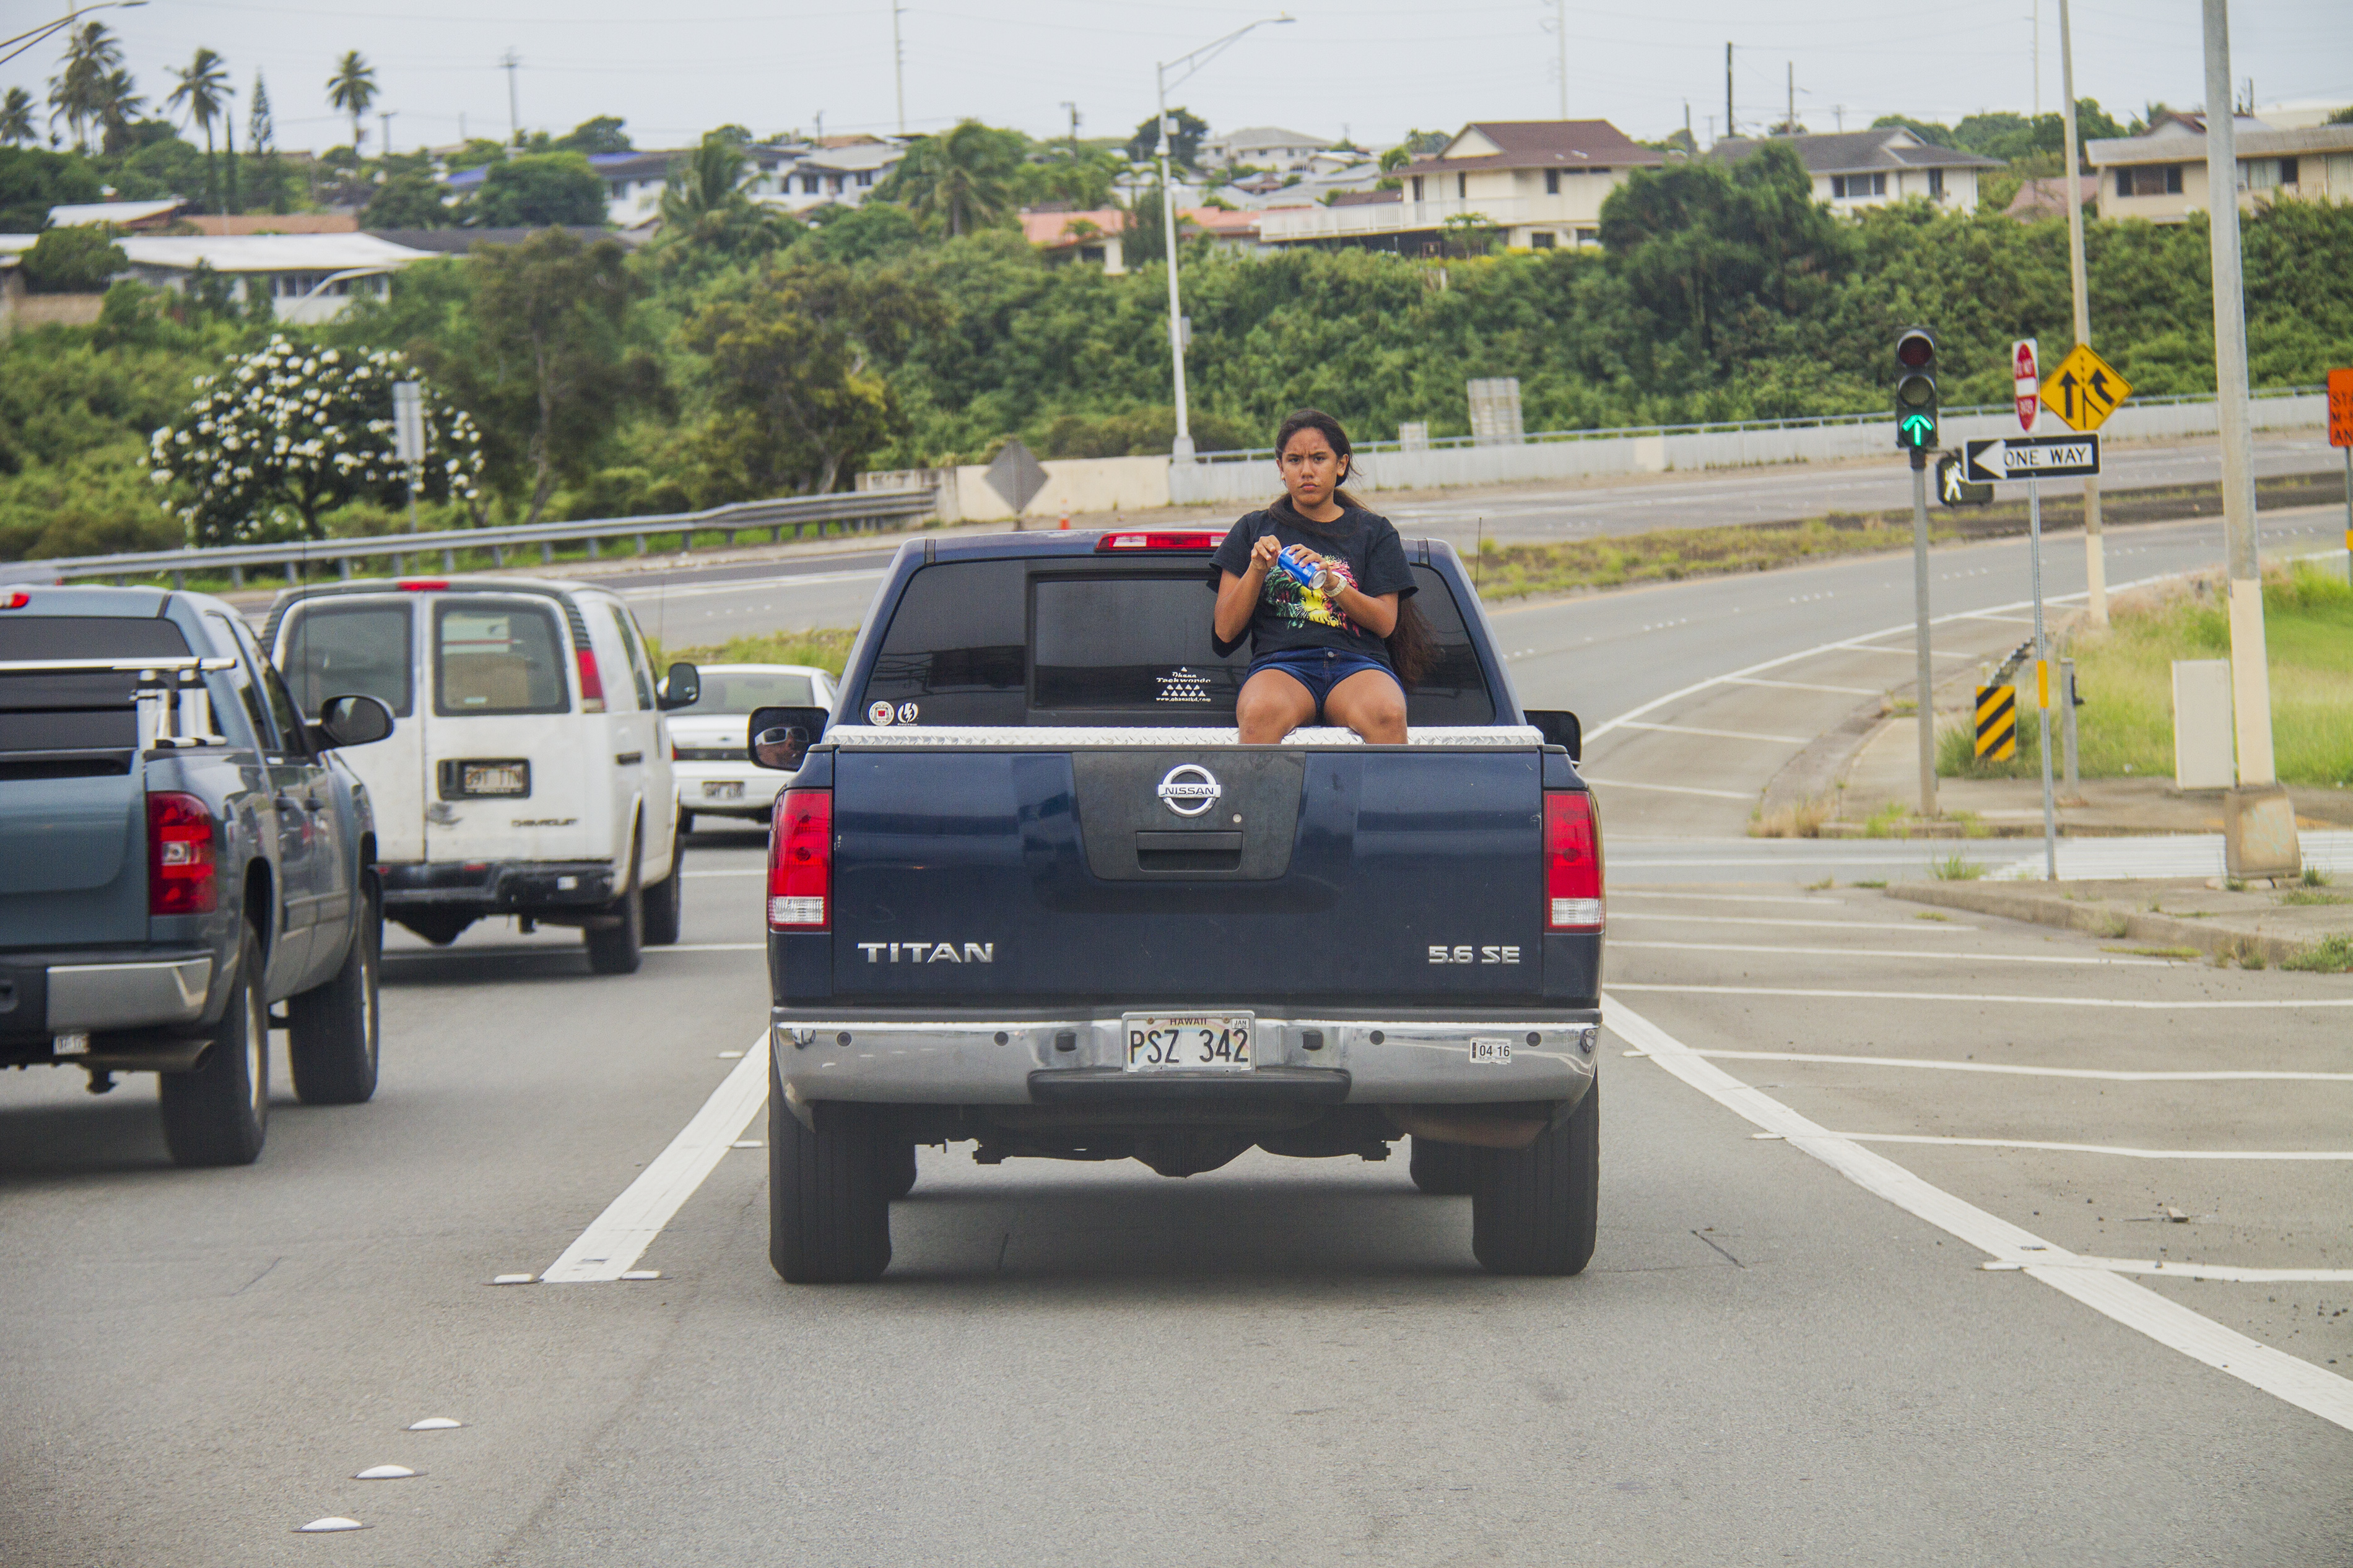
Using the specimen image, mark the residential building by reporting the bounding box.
[1200,126,1329,172]
[1258,120,1663,253]
[748,137,905,214]
[0,232,436,323]
[1020,207,1126,273]
[47,198,189,230]
[1708,128,1998,212]
[2086,112,2353,222]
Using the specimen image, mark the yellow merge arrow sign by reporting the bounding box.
[2042,342,2133,433]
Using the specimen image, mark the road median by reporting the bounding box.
[1886,876,2353,969]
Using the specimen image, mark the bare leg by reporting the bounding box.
[1323,668,1407,743]
[1235,669,1317,743]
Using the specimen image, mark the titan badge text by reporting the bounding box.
[856,942,997,964]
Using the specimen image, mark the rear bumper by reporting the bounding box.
[675,765,784,816]
[0,947,215,1058]
[771,1007,1600,1109]
[382,860,617,914]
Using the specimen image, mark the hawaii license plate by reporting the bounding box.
[702,780,745,800]
[1123,1013,1254,1072]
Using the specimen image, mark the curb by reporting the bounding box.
[1883,880,2316,966]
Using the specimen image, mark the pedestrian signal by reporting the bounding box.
[1937,452,1991,506]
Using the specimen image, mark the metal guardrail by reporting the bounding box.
[1190,385,2329,464]
[8,489,939,589]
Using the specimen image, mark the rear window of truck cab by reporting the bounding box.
[855,559,1494,726]
[433,600,569,716]
[1,615,191,767]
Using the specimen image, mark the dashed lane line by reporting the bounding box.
[539,1031,771,1284]
[1613,720,1814,745]
[1609,891,1851,907]
[1823,1132,2353,1161]
[1611,940,2175,966]
[1603,992,2353,1434]
[1722,677,1882,696]
[1990,1257,2353,1285]
[1609,913,1979,932]
[1579,778,1754,800]
[1634,1048,2353,1082]
[1606,983,2353,1008]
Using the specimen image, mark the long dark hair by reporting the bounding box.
[1271,407,1433,686]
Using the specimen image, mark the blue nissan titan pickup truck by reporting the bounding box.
[0,585,394,1165]
[746,529,1604,1282]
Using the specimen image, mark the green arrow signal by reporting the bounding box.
[1899,412,1936,446]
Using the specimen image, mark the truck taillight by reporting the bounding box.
[1544,790,1603,931]
[149,792,219,915]
[576,647,606,713]
[768,789,832,929]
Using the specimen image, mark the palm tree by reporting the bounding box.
[660,134,750,227]
[96,67,145,155]
[46,21,124,153]
[0,87,35,147]
[166,49,234,212]
[325,50,376,154]
[896,119,1017,238]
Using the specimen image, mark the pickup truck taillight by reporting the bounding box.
[149,792,219,915]
[768,789,832,929]
[1543,790,1603,932]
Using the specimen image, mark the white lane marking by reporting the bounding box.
[1609,855,1968,867]
[1613,720,1814,745]
[1833,1132,2353,1161]
[1612,940,2173,966]
[1609,891,1851,907]
[684,869,768,878]
[383,942,764,959]
[540,1031,770,1284]
[1603,993,2353,1434]
[1606,983,2353,1008]
[1959,611,2038,624]
[1610,912,1979,932]
[1992,1256,2353,1284]
[1723,677,1882,696]
[664,943,766,951]
[1580,778,1754,800]
[1658,1048,2353,1082]
[619,568,884,600]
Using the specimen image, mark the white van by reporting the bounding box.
[265,576,698,974]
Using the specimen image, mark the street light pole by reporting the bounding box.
[1154,15,1293,462]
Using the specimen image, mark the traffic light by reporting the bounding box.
[1894,325,1938,451]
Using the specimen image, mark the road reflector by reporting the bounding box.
[296,1518,367,1533]
[406,1418,463,1431]
[1976,685,2018,761]
[355,1466,417,1481]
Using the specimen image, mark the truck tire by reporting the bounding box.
[585,844,643,974]
[677,809,695,837]
[1471,1082,1598,1277]
[289,878,381,1105]
[1409,1136,1478,1195]
[642,831,684,947]
[882,1140,918,1199]
[770,1090,892,1283]
[159,927,268,1167]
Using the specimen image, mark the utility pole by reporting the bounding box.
[1684,100,1692,149]
[501,49,520,147]
[1061,100,1079,158]
[2202,0,2300,878]
[378,110,394,160]
[1785,61,1793,134]
[1549,0,1568,119]
[891,0,907,136]
[1725,43,1734,141]
[1833,103,1845,131]
[2032,0,2040,118]
[2058,0,2105,626]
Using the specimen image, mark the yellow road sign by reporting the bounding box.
[1975,685,2017,761]
[2042,343,2133,433]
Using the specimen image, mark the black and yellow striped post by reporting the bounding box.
[1975,684,2017,761]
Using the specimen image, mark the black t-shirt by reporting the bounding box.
[1209,501,1416,663]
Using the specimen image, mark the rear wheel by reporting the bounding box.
[1408,1136,1478,1195]
[585,840,643,975]
[288,878,381,1105]
[770,1088,892,1283]
[677,809,696,837]
[642,831,684,947]
[159,926,268,1167]
[1471,1082,1598,1277]
[882,1140,918,1200]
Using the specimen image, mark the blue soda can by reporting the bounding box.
[1275,549,1332,592]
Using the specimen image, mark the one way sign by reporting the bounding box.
[1962,434,2102,484]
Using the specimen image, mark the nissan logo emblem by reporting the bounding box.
[1155,763,1222,818]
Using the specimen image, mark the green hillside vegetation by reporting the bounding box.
[9,134,2353,560]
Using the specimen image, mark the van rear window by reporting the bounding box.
[433,600,568,716]
[282,602,415,718]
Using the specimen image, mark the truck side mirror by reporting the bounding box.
[748,704,830,771]
[308,693,394,751]
[1523,708,1581,760]
[656,662,702,711]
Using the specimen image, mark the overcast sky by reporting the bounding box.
[14,0,2352,156]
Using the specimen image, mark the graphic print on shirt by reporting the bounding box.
[1264,552,1359,634]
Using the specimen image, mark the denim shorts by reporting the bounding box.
[1246,648,1401,716]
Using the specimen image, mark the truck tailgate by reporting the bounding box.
[830,745,1546,1000]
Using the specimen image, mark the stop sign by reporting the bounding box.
[2013,339,2040,433]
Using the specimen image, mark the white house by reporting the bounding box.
[1708,128,1999,212]
[2086,111,2353,223]
[1201,126,1330,173]
[0,232,438,324]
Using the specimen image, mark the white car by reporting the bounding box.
[668,664,837,832]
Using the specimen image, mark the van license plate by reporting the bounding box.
[1123,1013,1253,1072]
[702,781,744,800]
[455,760,529,797]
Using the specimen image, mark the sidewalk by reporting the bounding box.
[1888,875,2353,969]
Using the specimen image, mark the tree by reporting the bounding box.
[796,201,920,266]
[149,337,484,543]
[0,146,101,230]
[21,226,128,293]
[469,152,606,227]
[682,259,937,495]
[165,48,233,213]
[363,173,453,228]
[659,134,750,227]
[96,67,145,155]
[47,22,123,154]
[1011,144,1121,210]
[0,88,36,147]
[1124,106,1206,170]
[887,119,1020,236]
[446,229,638,521]
[554,115,631,154]
[248,71,273,152]
[326,51,376,155]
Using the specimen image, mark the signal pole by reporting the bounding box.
[2058,0,2106,625]
[501,50,521,146]
[891,0,907,136]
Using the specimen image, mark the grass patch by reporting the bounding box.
[1850,878,1887,888]
[1751,796,1831,839]
[2105,945,2203,959]
[1474,514,1959,601]
[1914,911,1952,922]
[651,626,858,677]
[2283,933,2353,973]
[1932,852,1987,880]
[1939,562,2353,787]
[1861,799,1910,838]
[2279,888,2353,907]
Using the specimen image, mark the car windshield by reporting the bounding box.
[680,670,817,713]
